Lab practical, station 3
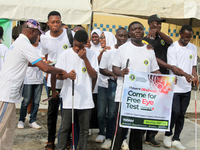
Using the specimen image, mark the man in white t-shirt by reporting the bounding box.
[0,26,8,71]
[40,11,74,150]
[163,25,199,150]
[0,19,66,150]
[112,21,160,150]
[56,30,98,150]
[99,27,128,149]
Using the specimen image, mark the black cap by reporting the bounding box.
[148,14,166,24]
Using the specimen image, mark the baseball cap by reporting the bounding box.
[25,19,45,34]
[148,14,166,24]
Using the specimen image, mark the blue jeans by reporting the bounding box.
[19,84,43,123]
[97,86,116,139]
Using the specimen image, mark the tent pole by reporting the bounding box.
[189,18,193,27]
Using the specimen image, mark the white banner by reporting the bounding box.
[120,70,175,131]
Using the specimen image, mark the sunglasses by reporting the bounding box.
[99,36,105,39]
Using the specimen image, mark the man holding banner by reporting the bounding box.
[111,21,161,150]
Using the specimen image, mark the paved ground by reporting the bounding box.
[13,86,200,150]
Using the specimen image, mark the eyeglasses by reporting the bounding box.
[99,36,105,39]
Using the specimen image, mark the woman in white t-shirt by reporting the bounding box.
[89,29,102,131]
[90,29,102,55]
[0,26,8,71]
[95,31,117,145]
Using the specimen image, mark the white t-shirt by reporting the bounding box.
[24,43,44,85]
[40,28,72,89]
[90,46,102,93]
[0,43,8,71]
[99,47,117,80]
[55,48,98,109]
[167,41,197,93]
[90,42,102,56]
[113,41,159,102]
[0,34,42,103]
[98,47,117,88]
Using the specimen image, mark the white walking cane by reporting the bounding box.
[111,59,129,150]
[72,79,75,150]
[195,86,197,150]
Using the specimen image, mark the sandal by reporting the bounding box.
[45,142,55,150]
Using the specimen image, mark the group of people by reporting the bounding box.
[0,10,198,150]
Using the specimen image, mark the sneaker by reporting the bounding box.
[145,138,161,147]
[172,140,186,150]
[25,114,30,121]
[89,129,93,135]
[101,139,111,149]
[121,139,129,150]
[17,121,24,129]
[28,122,41,129]
[95,135,106,143]
[163,135,172,148]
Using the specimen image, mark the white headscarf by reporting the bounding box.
[91,29,102,37]
[103,31,116,47]
[90,29,102,54]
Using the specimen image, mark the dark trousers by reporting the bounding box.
[112,102,143,150]
[165,91,191,141]
[47,87,61,143]
[143,130,158,140]
[58,109,92,150]
[89,93,98,128]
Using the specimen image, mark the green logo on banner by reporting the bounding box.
[129,74,136,81]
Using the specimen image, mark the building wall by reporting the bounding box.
[92,12,200,56]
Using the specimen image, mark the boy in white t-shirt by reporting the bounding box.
[112,21,160,150]
[99,27,128,149]
[56,30,98,150]
[163,25,199,150]
[0,19,66,150]
[40,11,74,149]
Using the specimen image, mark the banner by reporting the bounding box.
[120,70,175,131]
[0,19,12,48]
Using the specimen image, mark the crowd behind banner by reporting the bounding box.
[0,11,198,150]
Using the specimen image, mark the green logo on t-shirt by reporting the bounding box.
[82,67,87,73]
[189,55,193,60]
[160,39,165,45]
[63,44,68,50]
[129,74,136,81]
[144,60,149,66]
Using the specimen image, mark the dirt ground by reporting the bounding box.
[12,109,200,150]
[13,109,103,150]
[185,112,200,124]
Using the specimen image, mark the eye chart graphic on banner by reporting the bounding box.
[120,70,175,131]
